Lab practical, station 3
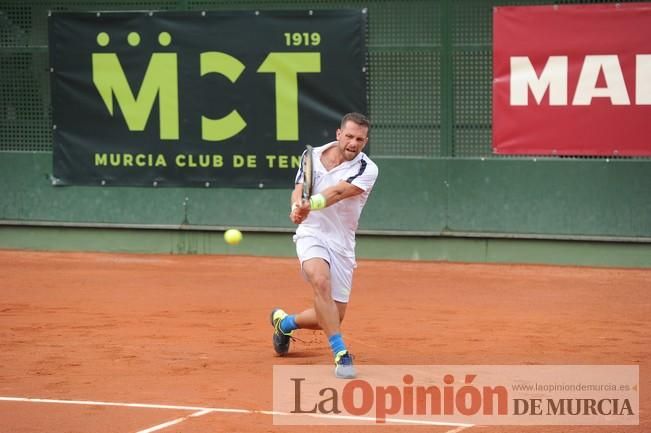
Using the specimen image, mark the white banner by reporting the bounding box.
[273,365,638,425]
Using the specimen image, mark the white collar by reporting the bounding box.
[317,141,363,171]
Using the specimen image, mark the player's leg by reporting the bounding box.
[271,237,330,356]
[293,302,346,329]
[298,251,356,378]
[271,236,356,380]
[325,252,357,379]
[276,237,335,335]
[302,257,341,336]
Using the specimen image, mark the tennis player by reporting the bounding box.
[270,112,378,379]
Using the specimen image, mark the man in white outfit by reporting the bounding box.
[270,112,379,379]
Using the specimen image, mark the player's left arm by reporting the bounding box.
[291,181,360,222]
[312,162,379,210]
[317,181,365,207]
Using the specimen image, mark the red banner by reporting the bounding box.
[493,3,651,156]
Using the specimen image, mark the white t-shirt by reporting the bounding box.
[294,141,379,257]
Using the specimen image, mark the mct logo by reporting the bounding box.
[50,11,366,186]
[92,30,320,141]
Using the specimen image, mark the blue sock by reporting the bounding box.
[328,333,347,357]
[279,314,298,334]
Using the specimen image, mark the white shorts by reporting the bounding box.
[294,236,356,303]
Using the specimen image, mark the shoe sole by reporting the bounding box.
[334,367,357,379]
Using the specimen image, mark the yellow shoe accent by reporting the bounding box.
[334,350,348,364]
[272,308,293,336]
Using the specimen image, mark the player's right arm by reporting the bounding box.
[289,183,309,224]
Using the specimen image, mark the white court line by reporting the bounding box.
[136,409,214,433]
[0,396,248,413]
[256,409,473,426]
[302,412,473,427]
[0,396,475,429]
[444,425,474,433]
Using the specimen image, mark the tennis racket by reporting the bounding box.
[301,145,314,203]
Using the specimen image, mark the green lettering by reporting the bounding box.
[95,153,108,166]
[155,154,167,167]
[92,52,179,139]
[200,52,247,141]
[257,53,321,140]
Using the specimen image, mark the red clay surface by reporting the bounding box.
[0,249,649,433]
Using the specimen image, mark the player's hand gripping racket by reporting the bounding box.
[301,145,314,203]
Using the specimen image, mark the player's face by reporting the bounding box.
[336,121,369,161]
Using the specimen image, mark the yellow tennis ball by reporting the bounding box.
[224,229,242,245]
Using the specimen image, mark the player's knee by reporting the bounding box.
[310,274,330,294]
[313,284,332,302]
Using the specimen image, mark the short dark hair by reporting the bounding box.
[341,112,370,129]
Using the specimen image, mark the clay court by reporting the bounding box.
[0,249,649,432]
